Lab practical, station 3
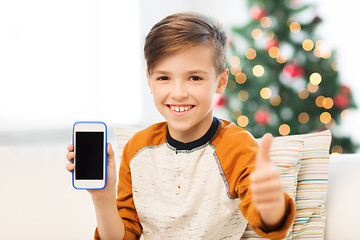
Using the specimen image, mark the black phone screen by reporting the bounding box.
[75,132,104,180]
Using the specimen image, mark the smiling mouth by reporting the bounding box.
[167,105,195,113]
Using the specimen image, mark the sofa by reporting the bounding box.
[0,127,358,239]
[115,126,360,239]
[326,153,360,240]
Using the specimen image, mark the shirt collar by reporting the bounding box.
[166,117,220,151]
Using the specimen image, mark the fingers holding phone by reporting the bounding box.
[65,144,75,172]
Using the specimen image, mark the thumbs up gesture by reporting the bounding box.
[250,133,286,230]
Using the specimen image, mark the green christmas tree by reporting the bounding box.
[221,0,357,153]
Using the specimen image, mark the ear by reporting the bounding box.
[146,70,153,95]
[216,68,229,94]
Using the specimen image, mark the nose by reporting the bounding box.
[170,80,188,100]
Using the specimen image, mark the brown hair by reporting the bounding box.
[144,12,227,75]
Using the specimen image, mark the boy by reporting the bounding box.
[66,12,295,239]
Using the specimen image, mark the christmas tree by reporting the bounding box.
[221,0,357,153]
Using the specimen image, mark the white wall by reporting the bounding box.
[1,0,359,144]
[0,0,142,132]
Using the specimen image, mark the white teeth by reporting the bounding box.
[169,105,192,112]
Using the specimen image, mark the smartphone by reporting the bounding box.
[72,121,107,190]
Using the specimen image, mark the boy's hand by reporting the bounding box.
[250,133,286,230]
[65,143,118,200]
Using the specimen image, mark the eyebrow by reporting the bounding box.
[151,70,210,75]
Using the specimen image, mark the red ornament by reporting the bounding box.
[213,94,227,107]
[251,6,267,21]
[334,93,350,109]
[266,39,279,51]
[254,110,270,125]
[283,64,304,78]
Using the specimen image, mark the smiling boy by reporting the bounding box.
[66,12,295,239]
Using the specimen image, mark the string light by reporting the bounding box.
[309,72,322,85]
[229,56,241,67]
[235,72,247,84]
[260,17,272,28]
[253,65,265,77]
[322,97,334,109]
[289,22,301,33]
[276,55,287,64]
[298,112,309,124]
[237,115,249,127]
[230,66,242,75]
[279,124,290,135]
[267,31,275,40]
[298,88,309,99]
[331,145,343,154]
[320,112,332,124]
[314,40,332,59]
[270,95,281,106]
[307,83,319,93]
[252,28,263,40]
[246,48,257,60]
[341,109,351,120]
[325,119,336,129]
[316,96,325,107]
[260,87,272,99]
[268,46,280,58]
[237,90,249,101]
[302,39,314,51]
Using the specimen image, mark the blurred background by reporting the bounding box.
[0,0,359,239]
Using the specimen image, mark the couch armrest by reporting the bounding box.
[325,154,360,239]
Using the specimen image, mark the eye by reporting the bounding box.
[157,76,169,81]
[189,76,202,81]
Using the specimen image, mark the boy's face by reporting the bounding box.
[147,45,228,143]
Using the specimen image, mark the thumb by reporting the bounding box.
[256,133,273,168]
[107,143,115,169]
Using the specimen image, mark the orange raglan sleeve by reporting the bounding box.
[94,139,142,240]
[214,123,295,240]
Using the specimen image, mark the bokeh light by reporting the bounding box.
[341,109,351,120]
[230,65,242,75]
[298,112,309,124]
[237,90,249,101]
[279,124,290,135]
[302,39,314,51]
[289,22,301,33]
[235,72,247,84]
[252,28,263,40]
[307,83,319,93]
[309,72,322,85]
[260,87,272,99]
[269,46,280,58]
[237,115,249,127]
[229,56,241,67]
[316,96,325,107]
[298,88,309,99]
[331,145,343,154]
[260,17,272,28]
[320,112,332,124]
[246,48,257,60]
[253,65,265,77]
[322,97,334,109]
[270,95,281,106]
